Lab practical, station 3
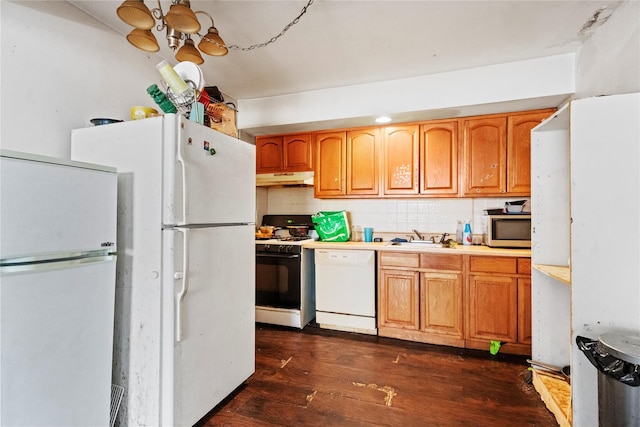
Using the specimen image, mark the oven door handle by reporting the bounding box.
[256,253,300,259]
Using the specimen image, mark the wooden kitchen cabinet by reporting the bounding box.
[462,109,554,196]
[314,131,345,197]
[507,110,555,195]
[378,268,420,330]
[462,116,507,195]
[419,120,459,196]
[378,252,464,347]
[347,128,380,195]
[383,125,419,195]
[466,255,531,355]
[256,133,313,173]
[315,128,381,198]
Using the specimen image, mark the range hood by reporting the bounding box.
[256,171,314,187]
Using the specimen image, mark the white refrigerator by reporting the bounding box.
[0,150,118,426]
[71,114,256,427]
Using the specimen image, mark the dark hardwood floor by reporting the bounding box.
[197,323,556,426]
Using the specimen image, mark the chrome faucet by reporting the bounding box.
[412,229,425,240]
[430,233,449,243]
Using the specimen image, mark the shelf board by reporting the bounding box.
[532,368,572,427]
[533,264,571,285]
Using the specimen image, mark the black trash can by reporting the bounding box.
[577,334,640,427]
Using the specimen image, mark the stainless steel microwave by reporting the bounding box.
[484,214,531,248]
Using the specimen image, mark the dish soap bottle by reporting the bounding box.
[463,220,472,246]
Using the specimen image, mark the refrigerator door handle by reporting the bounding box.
[175,227,190,342]
[0,252,116,275]
[176,136,188,226]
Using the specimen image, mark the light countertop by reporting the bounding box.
[303,240,531,257]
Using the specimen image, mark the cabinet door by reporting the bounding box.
[467,274,517,342]
[314,131,346,197]
[462,116,507,195]
[506,111,553,194]
[378,269,420,330]
[517,277,532,344]
[383,125,419,195]
[419,121,459,195]
[347,128,379,195]
[420,271,463,338]
[283,134,313,172]
[255,136,283,173]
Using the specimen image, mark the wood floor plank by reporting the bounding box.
[197,324,557,426]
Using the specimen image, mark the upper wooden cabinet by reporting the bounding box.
[462,116,507,195]
[507,111,554,195]
[462,110,554,196]
[262,108,554,198]
[383,125,419,195]
[315,131,345,197]
[256,133,313,173]
[419,120,459,196]
[315,128,380,198]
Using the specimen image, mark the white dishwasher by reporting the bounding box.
[314,249,376,335]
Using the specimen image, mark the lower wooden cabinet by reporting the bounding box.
[378,268,420,330]
[465,255,531,355]
[378,252,531,354]
[378,252,465,347]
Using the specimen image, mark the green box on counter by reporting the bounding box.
[312,211,351,242]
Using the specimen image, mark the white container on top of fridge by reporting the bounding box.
[0,150,117,426]
[71,114,256,427]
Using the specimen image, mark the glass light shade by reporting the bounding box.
[198,27,228,56]
[165,4,201,34]
[117,0,155,30]
[126,28,159,52]
[175,38,204,64]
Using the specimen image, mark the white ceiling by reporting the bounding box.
[69,0,623,101]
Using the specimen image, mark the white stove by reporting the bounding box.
[255,215,316,328]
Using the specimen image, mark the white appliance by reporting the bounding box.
[0,150,117,426]
[315,249,377,335]
[71,115,256,427]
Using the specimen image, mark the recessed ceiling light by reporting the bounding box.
[375,116,392,124]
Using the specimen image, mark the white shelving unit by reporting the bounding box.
[531,103,572,367]
[531,93,640,426]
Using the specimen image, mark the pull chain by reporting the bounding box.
[225,0,315,51]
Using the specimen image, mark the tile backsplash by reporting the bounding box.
[256,186,528,239]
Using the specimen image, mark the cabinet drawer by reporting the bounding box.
[420,254,463,271]
[469,256,516,274]
[518,258,531,275]
[379,252,420,268]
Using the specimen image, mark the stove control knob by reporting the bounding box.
[286,245,295,253]
[278,245,287,252]
[263,244,271,251]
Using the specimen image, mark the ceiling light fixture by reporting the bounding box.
[117,0,227,64]
[116,0,315,64]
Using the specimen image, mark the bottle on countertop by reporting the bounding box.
[463,220,472,246]
[456,220,463,244]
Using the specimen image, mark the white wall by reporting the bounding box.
[0,1,165,159]
[575,0,640,98]
[238,54,575,134]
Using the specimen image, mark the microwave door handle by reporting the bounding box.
[175,227,190,342]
